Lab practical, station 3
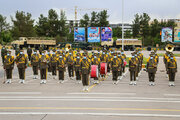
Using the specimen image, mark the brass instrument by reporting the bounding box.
[165,44,174,52]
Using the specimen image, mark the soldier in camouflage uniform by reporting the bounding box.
[80,53,91,91]
[31,50,39,79]
[1,46,7,64]
[27,46,32,61]
[111,52,121,84]
[39,51,49,84]
[146,54,157,86]
[129,53,138,85]
[50,49,58,79]
[166,53,177,86]
[4,50,15,84]
[15,50,28,84]
[74,53,82,83]
[66,51,74,79]
[57,53,66,83]
[91,53,101,84]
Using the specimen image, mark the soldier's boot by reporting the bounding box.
[85,86,89,91]
[22,80,25,84]
[43,80,47,84]
[53,75,56,79]
[19,79,24,84]
[133,81,137,85]
[36,75,38,79]
[82,86,86,91]
[60,80,64,84]
[120,76,123,80]
[149,82,152,86]
[8,79,12,84]
[129,81,133,85]
[172,82,175,86]
[33,75,36,79]
[6,79,10,84]
[152,82,155,86]
[40,80,44,84]
[115,80,119,85]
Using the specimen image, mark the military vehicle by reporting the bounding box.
[11,37,56,50]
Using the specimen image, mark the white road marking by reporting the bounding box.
[0,112,180,117]
[67,93,136,95]
[0,92,41,95]
[0,98,179,103]
[164,94,180,97]
[0,96,179,101]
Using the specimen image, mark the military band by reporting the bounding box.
[0,46,178,90]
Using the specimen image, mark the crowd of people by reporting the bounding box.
[1,45,178,91]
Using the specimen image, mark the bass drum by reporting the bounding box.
[100,62,107,75]
[91,65,99,78]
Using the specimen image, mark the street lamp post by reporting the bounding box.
[122,0,124,50]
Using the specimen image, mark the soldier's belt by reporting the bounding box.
[169,67,176,68]
[113,65,118,67]
[82,67,88,69]
[18,62,25,64]
[148,67,154,68]
[75,65,80,67]
[130,66,135,67]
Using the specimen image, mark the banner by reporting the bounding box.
[161,27,173,42]
[101,27,112,42]
[74,27,85,42]
[88,27,100,42]
[174,27,180,42]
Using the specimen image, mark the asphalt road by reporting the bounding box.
[0,50,180,120]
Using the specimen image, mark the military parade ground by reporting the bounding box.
[0,49,179,120]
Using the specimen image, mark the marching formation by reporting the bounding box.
[1,45,178,91]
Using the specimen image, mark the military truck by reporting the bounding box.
[11,37,56,50]
[116,39,142,51]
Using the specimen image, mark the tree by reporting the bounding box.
[113,27,122,38]
[97,10,109,27]
[59,10,67,37]
[124,30,132,38]
[90,11,98,27]
[0,31,12,44]
[132,14,140,38]
[11,11,35,38]
[150,19,161,46]
[48,9,59,37]
[139,13,151,46]
[0,14,9,33]
[36,14,49,36]
[79,13,90,27]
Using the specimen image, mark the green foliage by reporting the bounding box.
[112,27,122,38]
[0,31,12,44]
[79,14,90,27]
[132,13,177,47]
[97,10,109,27]
[0,14,9,32]
[11,11,36,38]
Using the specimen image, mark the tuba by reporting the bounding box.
[165,44,174,52]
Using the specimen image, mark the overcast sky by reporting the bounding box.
[0,0,180,24]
